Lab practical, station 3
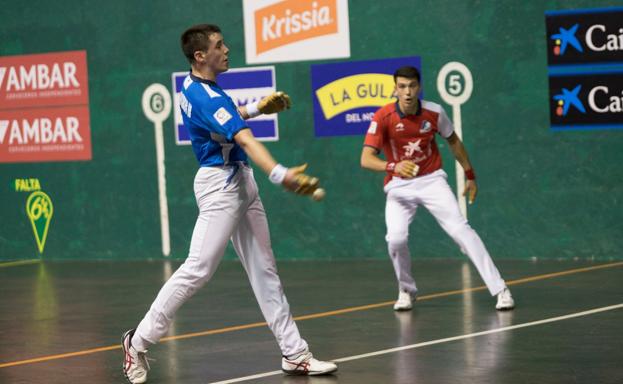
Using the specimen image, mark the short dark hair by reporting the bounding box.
[393,66,421,83]
[181,24,221,63]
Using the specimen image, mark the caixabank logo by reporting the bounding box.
[549,72,623,130]
[546,7,623,66]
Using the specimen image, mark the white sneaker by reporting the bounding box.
[122,329,150,384]
[393,290,414,311]
[496,288,515,310]
[282,350,337,375]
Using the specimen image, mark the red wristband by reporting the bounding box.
[465,169,476,180]
[386,162,396,172]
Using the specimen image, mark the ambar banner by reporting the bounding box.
[0,50,92,163]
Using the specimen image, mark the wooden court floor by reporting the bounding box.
[0,258,622,384]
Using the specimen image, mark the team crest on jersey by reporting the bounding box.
[367,121,377,134]
[421,120,432,133]
[213,107,233,126]
[395,122,405,132]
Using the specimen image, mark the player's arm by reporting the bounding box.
[238,91,292,120]
[445,132,478,204]
[234,128,318,194]
[360,146,418,178]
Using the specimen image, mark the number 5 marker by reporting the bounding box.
[437,62,473,218]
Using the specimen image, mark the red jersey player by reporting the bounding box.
[361,66,514,311]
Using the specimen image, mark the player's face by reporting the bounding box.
[199,33,230,74]
[394,77,421,110]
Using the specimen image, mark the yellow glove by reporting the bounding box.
[258,91,292,114]
[284,163,319,195]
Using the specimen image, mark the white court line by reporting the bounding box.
[207,303,623,384]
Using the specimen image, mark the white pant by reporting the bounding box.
[384,169,506,296]
[134,164,308,357]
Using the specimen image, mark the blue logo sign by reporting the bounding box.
[172,66,279,144]
[548,72,623,131]
[550,24,583,56]
[545,7,623,67]
[553,84,586,116]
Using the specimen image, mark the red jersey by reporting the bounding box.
[363,100,454,185]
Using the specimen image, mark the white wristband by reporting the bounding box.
[246,101,260,118]
[269,164,287,185]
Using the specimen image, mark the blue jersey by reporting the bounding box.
[179,73,248,167]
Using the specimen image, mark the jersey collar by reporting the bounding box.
[395,100,422,118]
[189,72,219,87]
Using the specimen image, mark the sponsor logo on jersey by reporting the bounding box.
[401,139,430,162]
[546,7,623,66]
[367,121,377,134]
[403,140,421,157]
[311,56,421,137]
[243,0,350,64]
[213,107,233,126]
[395,122,405,132]
[420,120,432,133]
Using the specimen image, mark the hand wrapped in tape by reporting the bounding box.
[258,91,292,114]
[463,180,478,204]
[396,160,419,179]
[283,163,319,195]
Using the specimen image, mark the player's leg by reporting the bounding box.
[123,168,242,383]
[230,169,336,375]
[132,201,236,345]
[385,185,419,310]
[421,171,511,305]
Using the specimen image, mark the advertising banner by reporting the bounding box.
[310,56,421,137]
[0,50,91,162]
[549,71,623,130]
[172,66,280,143]
[545,7,623,131]
[242,0,350,64]
[546,7,623,67]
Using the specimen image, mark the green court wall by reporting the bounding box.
[1,0,621,261]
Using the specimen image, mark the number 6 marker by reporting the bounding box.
[437,62,473,218]
[142,83,172,256]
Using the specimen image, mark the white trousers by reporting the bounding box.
[134,165,308,357]
[384,169,506,297]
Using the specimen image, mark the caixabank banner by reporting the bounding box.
[172,66,280,144]
[546,7,623,67]
[549,71,623,130]
[546,7,623,131]
[311,56,421,137]
[0,51,92,162]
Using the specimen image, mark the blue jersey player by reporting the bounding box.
[121,24,337,384]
